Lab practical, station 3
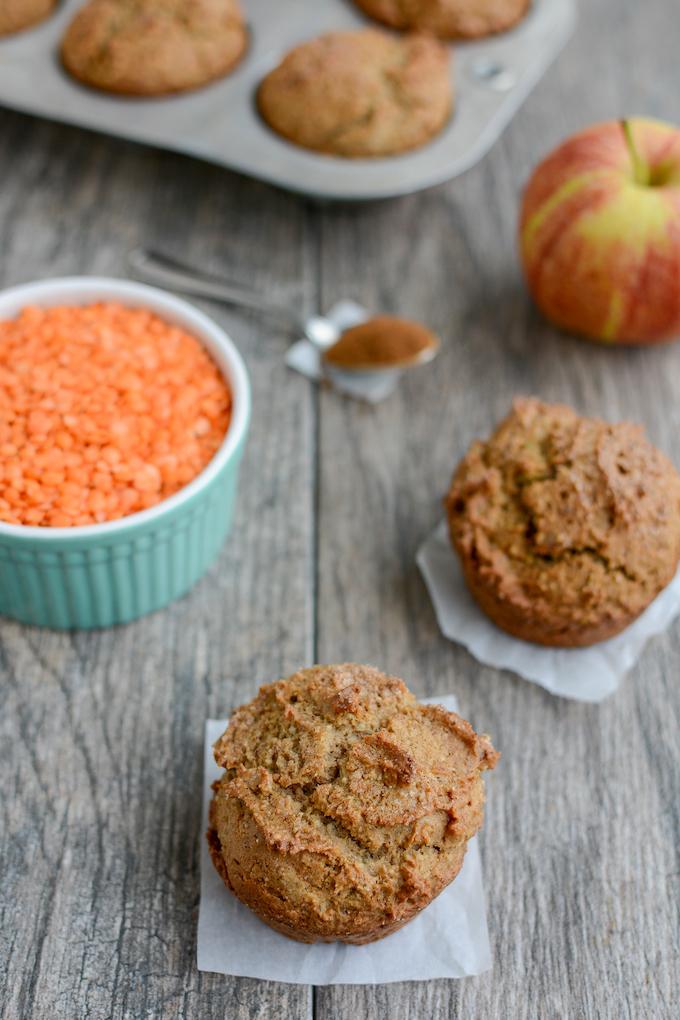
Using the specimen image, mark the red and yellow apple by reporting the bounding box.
[519,118,680,344]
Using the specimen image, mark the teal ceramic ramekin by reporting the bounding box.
[0,277,251,629]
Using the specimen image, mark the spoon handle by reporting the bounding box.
[128,248,303,333]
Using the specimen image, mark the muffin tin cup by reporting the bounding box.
[0,0,576,200]
[0,278,251,629]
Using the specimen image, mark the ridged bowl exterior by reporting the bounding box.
[0,443,244,628]
[0,278,251,629]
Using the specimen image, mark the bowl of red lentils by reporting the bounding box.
[0,276,251,628]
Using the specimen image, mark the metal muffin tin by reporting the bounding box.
[0,0,576,200]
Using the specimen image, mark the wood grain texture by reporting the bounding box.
[0,121,315,1020]
[1,0,680,1018]
[315,2,680,1019]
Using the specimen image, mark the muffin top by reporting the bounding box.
[257,29,452,158]
[446,398,680,639]
[211,664,497,942]
[353,0,530,40]
[61,0,246,96]
[0,0,56,36]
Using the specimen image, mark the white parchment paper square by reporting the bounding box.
[418,521,680,703]
[286,301,399,404]
[198,695,492,984]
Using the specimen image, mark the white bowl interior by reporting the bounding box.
[0,277,251,539]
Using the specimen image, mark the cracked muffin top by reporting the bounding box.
[257,29,452,158]
[61,0,247,96]
[0,0,56,36]
[208,664,498,943]
[353,0,530,39]
[446,397,680,646]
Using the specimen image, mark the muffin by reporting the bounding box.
[446,398,680,647]
[0,0,56,36]
[208,663,498,944]
[354,0,530,39]
[257,29,453,158]
[61,0,247,96]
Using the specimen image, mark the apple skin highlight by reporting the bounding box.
[519,118,680,345]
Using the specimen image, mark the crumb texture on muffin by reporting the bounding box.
[354,0,530,39]
[0,0,56,36]
[61,0,247,96]
[257,29,453,158]
[209,664,497,943]
[446,397,680,646]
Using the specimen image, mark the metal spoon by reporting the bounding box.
[128,247,340,350]
[127,249,439,378]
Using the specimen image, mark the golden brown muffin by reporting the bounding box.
[257,29,453,158]
[61,0,247,97]
[0,0,56,36]
[446,398,680,647]
[208,664,498,944]
[354,0,530,39]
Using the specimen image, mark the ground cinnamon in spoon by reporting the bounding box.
[324,315,438,371]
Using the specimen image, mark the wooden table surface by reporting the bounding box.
[2,2,679,1018]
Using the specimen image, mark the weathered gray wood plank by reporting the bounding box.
[315,2,680,1017]
[0,115,315,1020]
[2,0,680,1016]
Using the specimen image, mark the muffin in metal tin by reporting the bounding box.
[257,29,453,158]
[0,0,56,37]
[354,0,530,40]
[61,0,247,96]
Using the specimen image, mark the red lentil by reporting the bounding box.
[0,302,232,527]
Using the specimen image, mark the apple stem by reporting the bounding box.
[621,119,649,186]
